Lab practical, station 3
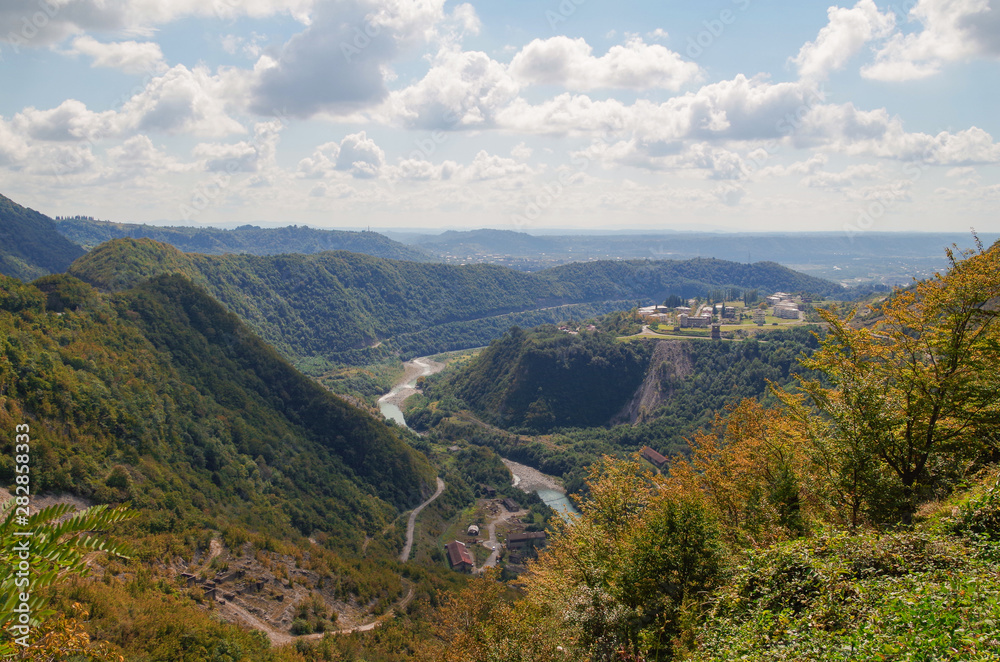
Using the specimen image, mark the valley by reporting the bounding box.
[0,191,998,661]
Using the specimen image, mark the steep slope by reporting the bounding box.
[444,326,654,431]
[0,272,435,550]
[0,194,86,279]
[70,238,844,365]
[56,217,432,261]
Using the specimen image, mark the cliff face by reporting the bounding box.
[613,340,694,425]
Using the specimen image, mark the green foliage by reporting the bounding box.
[69,239,842,367]
[0,501,135,654]
[441,325,653,431]
[690,530,1000,661]
[0,194,85,280]
[785,241,1000,524]
[0,272,433,558]
[417,326,821,493]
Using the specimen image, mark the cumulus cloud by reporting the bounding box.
[0,0,313,47]
[100,134,193,183]
[120,65,247,137]
[250,0,447,118]
[498,75,824,144]
[465,150,533,181]
[862,0,1000,81]
[509,36,701,91]
[67,36,168,74]
[792,0,895,80]
[12,100,119,142]
[798,103,1000,164]
[386,158,458,181]
[297,131,385,179]
[383,48,519,130]
[194,121,282,173]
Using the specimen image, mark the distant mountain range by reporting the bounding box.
[389,228,995,284]
[56,216,431,262]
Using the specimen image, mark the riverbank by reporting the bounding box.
[378,357,444,409]
[503,458,579,517]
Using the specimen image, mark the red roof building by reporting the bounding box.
[641,446,668,470]
[445,540,474,572]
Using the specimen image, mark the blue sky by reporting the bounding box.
[0,0,998,233]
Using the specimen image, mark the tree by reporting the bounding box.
[788,241,1000,523]
[1,502,134,656]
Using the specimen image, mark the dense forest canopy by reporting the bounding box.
[69,238,844,366]
[410,324,823,494]
[0,194,86,280]
[0,272,435,548]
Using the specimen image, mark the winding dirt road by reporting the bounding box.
[399,476,446,562]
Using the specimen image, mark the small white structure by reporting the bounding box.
[467,524,480,536]
[774,304,800,319]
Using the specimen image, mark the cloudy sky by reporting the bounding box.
[1,0,998,233]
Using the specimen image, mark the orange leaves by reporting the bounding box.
[668,399,816,548]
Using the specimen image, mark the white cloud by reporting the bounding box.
[221,32,268,59]
[798,104,1000,164]
[510,142,533,160]
[801,163,882,189]
[194,121,282,173]
[297,131,385,179]
[498,75,822,144]
[67,36,167,74]
[0,118,32,166]
[862,0,1000,81]
[100,135,192,184]
[121,65,247,137]
[714,183,746,206]
[0,0,313,47]
[383,48,519,130]
[465,150,533,181]
[250,0,448,118]
[509,36,701,91]
[386,158,458,181]
[337,131,385,178]
[792,0,895,81]
[947,165,982,186]
[12,100,119,142]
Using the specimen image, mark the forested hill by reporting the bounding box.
[69,238,844,365]
[0,194,86,280]
[0,272,436,551]
[55,216,431,262]
[536,258,841,299]
[422,324,821,438]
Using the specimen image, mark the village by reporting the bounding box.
[442,488,550,575]
[634,291,813,340]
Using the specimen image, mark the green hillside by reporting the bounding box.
[69,238,844,366]
[56,217,431,262]
[0,272,435,550]
[537,257,841,299]
[443,326,653,430]
[0,194,85,279]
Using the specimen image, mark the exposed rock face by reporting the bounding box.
[613,341,693,424]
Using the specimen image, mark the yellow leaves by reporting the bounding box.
[667,400,816,548]
[785,239,1000,525]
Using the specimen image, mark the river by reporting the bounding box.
[377,357,579,519]
[377,357,442,426]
